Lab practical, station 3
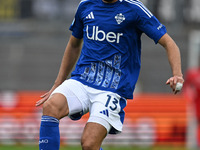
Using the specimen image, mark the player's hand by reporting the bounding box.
[35,85,57,107]
[166,75,184,94]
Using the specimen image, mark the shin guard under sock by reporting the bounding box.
[39,116,60,150]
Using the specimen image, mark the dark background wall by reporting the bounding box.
[0,0,199,93]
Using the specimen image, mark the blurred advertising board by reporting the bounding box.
[0,91,187,146]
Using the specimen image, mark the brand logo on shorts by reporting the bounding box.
[100,109,109,117]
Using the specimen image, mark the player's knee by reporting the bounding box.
[42,97,69,119]
[42,99,58,118]
[81,138,98,150]
[81,141,95,150]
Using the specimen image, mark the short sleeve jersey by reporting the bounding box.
[69,0,167,99]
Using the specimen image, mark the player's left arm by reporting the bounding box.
[158,33,184,94]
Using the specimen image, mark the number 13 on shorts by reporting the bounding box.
[105,95,119,111]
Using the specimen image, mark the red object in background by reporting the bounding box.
[126,94,187,145]
[184,68,200,146]
[0,91,44,118]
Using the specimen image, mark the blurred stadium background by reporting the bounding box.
[0,0,200,149]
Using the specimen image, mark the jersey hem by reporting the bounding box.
[70,77,133,99]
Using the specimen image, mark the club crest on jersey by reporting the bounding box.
[115,13,125,24]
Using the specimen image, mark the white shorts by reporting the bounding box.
[51,79,127,134]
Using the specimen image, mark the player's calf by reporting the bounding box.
[39,93,69,150]
[39,116,60,150]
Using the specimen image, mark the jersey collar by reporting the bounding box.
[99,0,121,7]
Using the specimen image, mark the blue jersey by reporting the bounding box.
[69,0,167,99]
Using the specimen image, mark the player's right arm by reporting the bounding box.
[36,35,83,106]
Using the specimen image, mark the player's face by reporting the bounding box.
[103,0,118,3]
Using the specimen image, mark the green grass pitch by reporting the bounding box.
[0,145,189,150]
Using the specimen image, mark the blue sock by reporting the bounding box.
[99,147,103,150]
[39,116,60,150]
